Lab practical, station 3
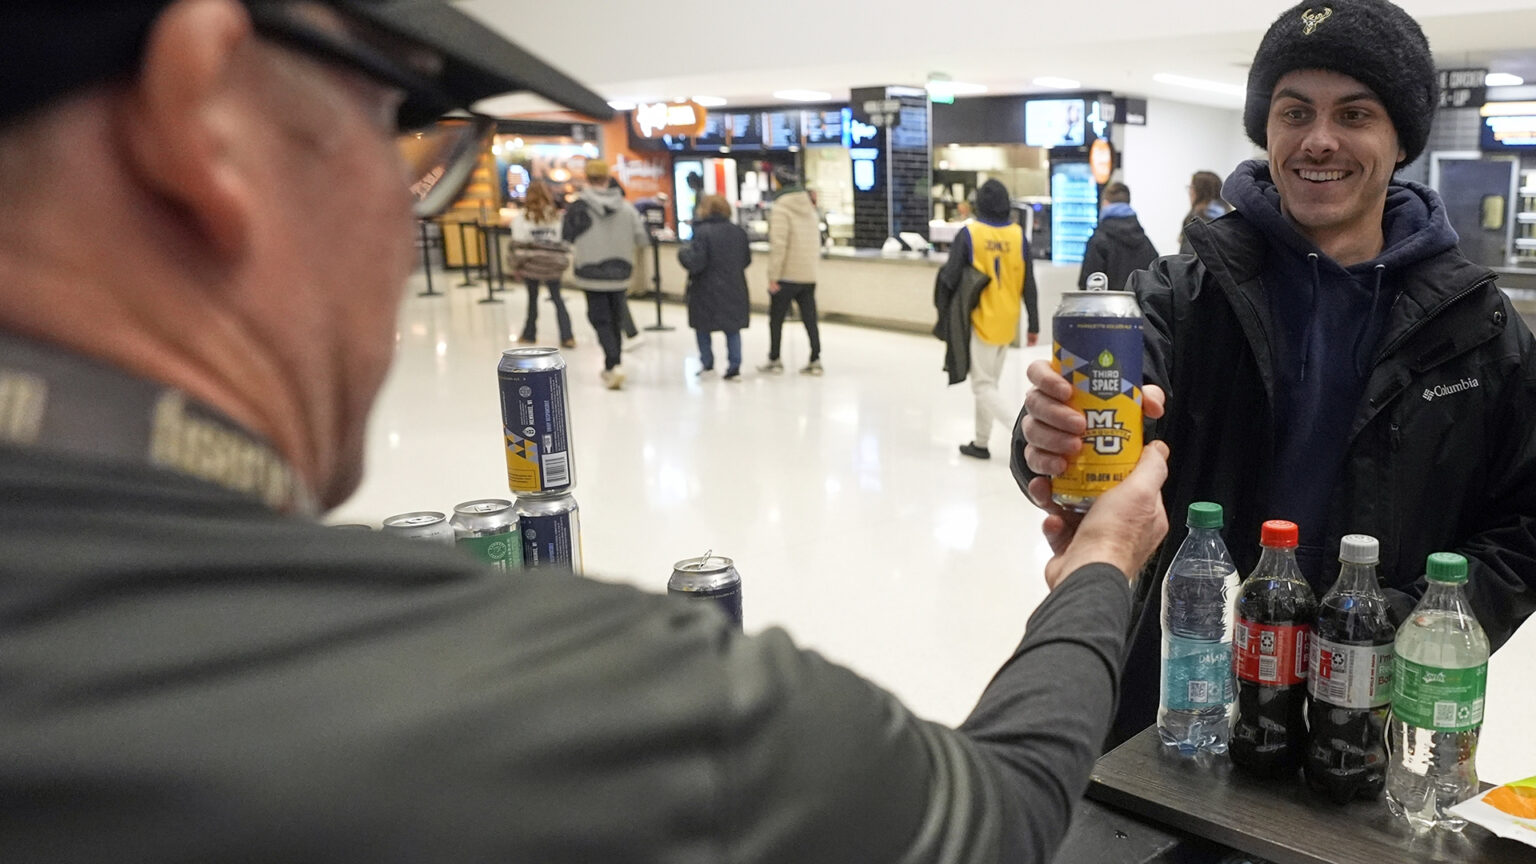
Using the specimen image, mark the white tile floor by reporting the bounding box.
[332,271,1536,785]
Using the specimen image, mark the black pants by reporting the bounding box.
[619,294,639,338]
[521,280,573,342]
[584,291,626,370]
[768,281,820,362]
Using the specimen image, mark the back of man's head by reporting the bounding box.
[975,179,1011,222]
[585,159,611,184]
[1103,183,1131,205]
[1243,0,1435,168]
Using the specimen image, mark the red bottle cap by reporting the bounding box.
[1260,520,1298,547]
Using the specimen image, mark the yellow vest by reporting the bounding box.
[967,221,1027,346]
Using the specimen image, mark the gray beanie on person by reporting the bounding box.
[1243,0,1436,168]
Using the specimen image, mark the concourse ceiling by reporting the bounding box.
[470,0,1536,115]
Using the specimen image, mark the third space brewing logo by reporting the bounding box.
[1084,349,1132,455]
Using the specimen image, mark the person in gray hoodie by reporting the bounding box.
[565,160,648,389]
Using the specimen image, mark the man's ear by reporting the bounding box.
[119,0,256,261]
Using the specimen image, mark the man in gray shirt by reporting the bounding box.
[0,2,1171,861]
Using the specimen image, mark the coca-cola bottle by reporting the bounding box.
[1305,534,1395,802]
[1230,520,1317,777]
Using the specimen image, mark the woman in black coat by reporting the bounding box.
[678,195,751,379]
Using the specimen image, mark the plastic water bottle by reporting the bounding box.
[1385,552,1489,831]
[1158,501,1240,755]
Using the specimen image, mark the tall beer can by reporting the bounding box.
[450,498,522,571]
[515,493,583,574]
[381,511,455,545]
[498,348,574,496]
[668,553,743,631]
[1051,272,1143,512]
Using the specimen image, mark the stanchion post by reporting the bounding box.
[455,222,478,287]
[417,219,441,297]
[478,222,502,304]
[643,213,673,332]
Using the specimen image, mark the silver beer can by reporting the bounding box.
[498,347,575,496]
[450,499,522,571]
[381,511,455,545]
[668,553,743,631]
[514,493,582,574]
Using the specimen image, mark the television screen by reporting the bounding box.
[1025,99,1086,148]
[802,109,844,146]
[726,113,763,148]
[691,113,727,148]
[764,111,802,149]
[1481,112,1536,149]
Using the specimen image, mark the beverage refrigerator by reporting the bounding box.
[1049,159,1098,264]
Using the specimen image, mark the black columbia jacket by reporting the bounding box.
[1015,210,1536,747]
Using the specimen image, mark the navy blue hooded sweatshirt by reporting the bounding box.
[1222,160,1460,579]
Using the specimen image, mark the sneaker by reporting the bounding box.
[517,336,536,345]
[601,366,626,390]
[758,359,784,374]
[561,338,577,348]
[959,442,991,460]
[696,366,716,377]
[800,360,824,376]
[723,369,742,382]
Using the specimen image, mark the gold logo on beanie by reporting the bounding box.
[1301,7,1333,35]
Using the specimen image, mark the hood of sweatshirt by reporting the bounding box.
[579,183,627,216]
[1221,159,1460,583]
[1095,208,1154,250]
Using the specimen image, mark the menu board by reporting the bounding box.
[691,113,728,149]
[764,111,802,149]
[802,109,844,146]
[726,113,763,148]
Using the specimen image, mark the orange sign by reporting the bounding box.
[632,100,708,139]
[1093,137,1118,185]
[1089,138,1114,185]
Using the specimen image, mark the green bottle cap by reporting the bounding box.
[1186,501,1224,529]
[1425,552,1468,584]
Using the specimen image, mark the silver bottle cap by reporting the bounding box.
[1339,534,1379,565]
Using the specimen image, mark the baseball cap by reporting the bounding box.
[1,1,613,125]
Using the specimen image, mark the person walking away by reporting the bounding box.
[608,175,644,341]
[1178,170,1232,254]
[679,195,751,380]
[761,166,823,374]
[566,160,648,389]
[936,180,1039,460]
[1077,182,1159,291]
[509,183,575,347]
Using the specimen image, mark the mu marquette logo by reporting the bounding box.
[1300,7,1332,35]
[1422,377,1480,402]
[1085,409,1130,455]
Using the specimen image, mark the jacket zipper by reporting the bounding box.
[1372,275,1498,365]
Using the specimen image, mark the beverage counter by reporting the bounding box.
[650,241,1080,337]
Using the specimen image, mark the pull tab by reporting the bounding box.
[1086,271,1109,292]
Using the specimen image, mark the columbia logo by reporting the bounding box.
[1422,377,1480,401]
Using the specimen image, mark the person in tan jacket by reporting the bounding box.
[761,167,823,375]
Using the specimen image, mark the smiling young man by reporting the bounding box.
[1013,0,1536,748]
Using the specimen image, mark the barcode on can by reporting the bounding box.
[1259,656,1278,682]
[1434,701,1458,727]
[543,452,570,486]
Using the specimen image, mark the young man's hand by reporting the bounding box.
[1041,441,1170,589]
[1020,360,1165,486]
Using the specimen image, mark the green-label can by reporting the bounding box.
[451,498,522,571]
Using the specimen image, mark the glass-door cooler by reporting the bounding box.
[1050,160,1098,264]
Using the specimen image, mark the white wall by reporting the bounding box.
[1117,99,1260,256]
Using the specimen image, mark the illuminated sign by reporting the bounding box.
[854,158,877,191]
[846,117,879,146]
[632,101,708,139]
[1090,139,1114,184]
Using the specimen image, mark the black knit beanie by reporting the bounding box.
[1244,0,1436,168]
[975,179,1011,222]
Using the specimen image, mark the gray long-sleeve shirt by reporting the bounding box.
[0,446,1132,863]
